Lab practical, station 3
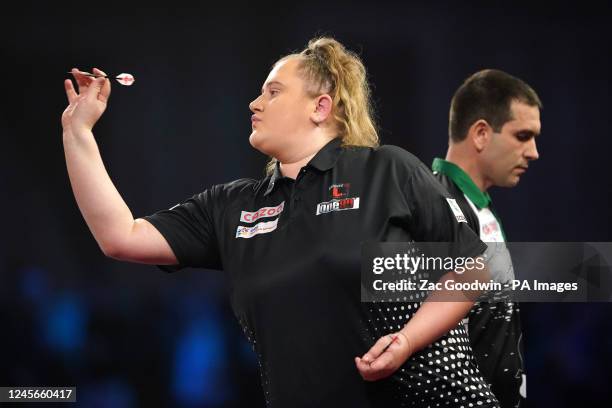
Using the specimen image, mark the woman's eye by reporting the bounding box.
[270,89,279,96]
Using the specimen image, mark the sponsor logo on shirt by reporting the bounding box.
[482,219,500,237]
[316,197,360,215]
[329,183,350,198]
[240,201,285,223]
[235,218,279,239]
[317,182,359,215]
[446,198,467,223]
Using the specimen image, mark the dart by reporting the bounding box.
[66,71,135,86]
[380,335,398,354]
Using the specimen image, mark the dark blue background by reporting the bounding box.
[1,1,610,406]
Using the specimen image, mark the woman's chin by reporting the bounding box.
[249,132,270,155]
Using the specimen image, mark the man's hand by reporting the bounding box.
[355,331,413,381]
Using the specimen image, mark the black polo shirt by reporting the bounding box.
[144,138,499,408]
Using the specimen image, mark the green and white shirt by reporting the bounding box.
[433,158,526,407]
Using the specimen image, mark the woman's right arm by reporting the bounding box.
[62,67,177,265]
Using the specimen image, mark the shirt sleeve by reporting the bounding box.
[405,164,487,259]
[143,187,223,272]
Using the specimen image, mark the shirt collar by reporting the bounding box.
[431,158,491,209]
[265,138,343,196]
[307,137,343,171]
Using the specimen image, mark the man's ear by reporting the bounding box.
[311,94,333,125]
[469,120,493,152]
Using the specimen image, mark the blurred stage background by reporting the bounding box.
[1,1,610,406]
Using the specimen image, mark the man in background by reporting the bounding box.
[432,69,542,407]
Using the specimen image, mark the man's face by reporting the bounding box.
[248,57,315,158]
[481,100,541,187]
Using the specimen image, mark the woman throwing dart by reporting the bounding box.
[62,38,499,407]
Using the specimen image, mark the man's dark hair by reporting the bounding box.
[449,69,542,142]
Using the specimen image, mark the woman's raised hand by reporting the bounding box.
[62,67,111,133]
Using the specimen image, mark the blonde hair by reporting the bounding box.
[265,37,379,175]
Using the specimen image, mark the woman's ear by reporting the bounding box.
[311,94,333,125]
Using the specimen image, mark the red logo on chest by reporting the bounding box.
[329,183,350,198]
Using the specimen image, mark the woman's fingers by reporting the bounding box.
[92,67,106,77]
[355,357,373,379]
[85,76,106,102]
[355,332,411,381]
[92,67,111,102]
[361,335,393,363]
[355,356,392,381]
[369,351,394,371]
[71,67,93,94]
[64,79,78,104]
